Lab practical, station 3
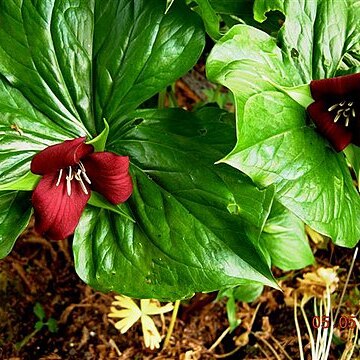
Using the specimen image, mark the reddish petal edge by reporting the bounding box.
[31,137,94,175]
[307,101,352,152]
[310,73,360,100]
[82,152,133,205]
[32,172,90,240]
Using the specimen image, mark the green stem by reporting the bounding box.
[158,89,167,109]
[15,328,40,350]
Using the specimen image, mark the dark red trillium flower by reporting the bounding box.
[307,72,360,152]
[31,137,133,240]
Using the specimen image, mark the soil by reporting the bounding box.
[0,217,359,360]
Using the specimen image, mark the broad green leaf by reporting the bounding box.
[0,191,32,259]
[0,1,94,136]
[0,0,206,296]
[0,79,77,184]
[338,44,360,75]
[232,281,263,302]
[0,0,204,184]
[0,172,40,192]
[88,192,135,222]
[260,201,314,271]
[253,0,284,22]
[208,0,284,35]
[207,25,360,247]
[73,108,277,300]
[94,0,205,129]
[266,0,360,80]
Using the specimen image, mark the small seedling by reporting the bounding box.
[14,302,58,350]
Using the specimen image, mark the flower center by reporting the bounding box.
[55,161,91,196]
[327,100,356,127]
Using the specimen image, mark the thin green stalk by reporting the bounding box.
[168,83,178,107]
[158,89,167,109]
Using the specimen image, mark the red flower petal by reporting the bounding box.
[308,101,353,152]
[82,152,133,204]
[32,172,90,240]
[31,137,94,175]
[310,73,360,100]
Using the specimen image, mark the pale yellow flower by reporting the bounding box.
[297,266,339,298]
[108,295,174,350]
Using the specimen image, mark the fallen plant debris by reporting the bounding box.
[0,225,358,359]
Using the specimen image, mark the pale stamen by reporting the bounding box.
[327,103,339,112]
[74,169,89,195]
[56,168,63,187]
[79,161,91,184]
[328,100,356,127]
[59,163,91,196]
[66,166,73,196]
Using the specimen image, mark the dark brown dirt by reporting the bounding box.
[0,219,358,360]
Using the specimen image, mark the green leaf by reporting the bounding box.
[274,0,360,80]
[253,0,284,22]
[338,44,360,75]
[233,281,264,303]
[86,119,109,152]
[73,108,278,300]
[0,79,79,184]
[46,318,58,333]
[33,302,45,321]
[225,90,360,247]
[88,192,135,222]
[0,191,32,259]
[94,0,205,129]
[0,172,40,192]
[34,321,44,331]
[260,201,314,271]
[226,295,240,331]
[209,0,285,35]
[344,145,360,191]
[220,280,264,330]
[0,0,205,185]
[0,1,94,136]
[193,0,221,40]
[207,25,360,247]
